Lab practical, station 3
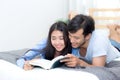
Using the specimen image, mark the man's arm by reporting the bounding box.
[92,56,106,66]
[60,54,106,67]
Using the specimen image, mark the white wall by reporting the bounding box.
[69,0,93,15]
[0,0,69,51]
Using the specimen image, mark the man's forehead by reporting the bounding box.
[69,29,83,35]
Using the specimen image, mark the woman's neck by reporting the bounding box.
[54,51,61,57]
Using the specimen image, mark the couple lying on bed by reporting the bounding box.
[17,14,120,70]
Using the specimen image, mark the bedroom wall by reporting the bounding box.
[0,0,69,51]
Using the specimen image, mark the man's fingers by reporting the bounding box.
[60,58,70,63]
[64,61,76,67]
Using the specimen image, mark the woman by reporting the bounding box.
[17,21,72,70]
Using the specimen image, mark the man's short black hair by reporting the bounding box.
[68,14,95,37]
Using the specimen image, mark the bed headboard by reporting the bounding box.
[89,8,120,28]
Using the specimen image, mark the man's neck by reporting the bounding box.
[79,47,87,57]
[79,39,90,57]
[81,39,89,49]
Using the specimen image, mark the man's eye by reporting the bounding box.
[74,37,80,40]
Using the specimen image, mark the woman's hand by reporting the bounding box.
[23,61,33,70]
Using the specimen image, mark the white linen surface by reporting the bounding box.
[0,59,99,80]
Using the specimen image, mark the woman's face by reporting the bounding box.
[51,30,65,52]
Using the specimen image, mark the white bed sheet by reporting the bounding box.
[0,59,99,80]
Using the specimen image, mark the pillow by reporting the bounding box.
[0,48,29,64]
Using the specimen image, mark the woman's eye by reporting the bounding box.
[51,37,56,40]
[59,37,64,40]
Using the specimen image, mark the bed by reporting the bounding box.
[0,59,99,80]
[0,48,99,80]
[0,42,120,80]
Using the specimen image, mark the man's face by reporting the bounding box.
[69,29,85,48]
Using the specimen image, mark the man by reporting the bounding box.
[61,14,120,67]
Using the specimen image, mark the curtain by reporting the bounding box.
[68,0,120,24]
[69,0,120,14]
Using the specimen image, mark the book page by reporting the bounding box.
[50,55,66,69]
[29,55,66,70]
[51,56,65,64]
[29,59,52,69]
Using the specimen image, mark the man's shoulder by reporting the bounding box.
[93,29,109,36]
[89,29,110,47]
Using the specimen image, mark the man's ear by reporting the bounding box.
[85,34,91,40]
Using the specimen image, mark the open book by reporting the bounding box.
[29,55,67,70]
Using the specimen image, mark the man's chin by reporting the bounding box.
[72,45,79,48]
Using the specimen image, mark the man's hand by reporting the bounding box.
[60,54,106,67]
[60,54,80,67]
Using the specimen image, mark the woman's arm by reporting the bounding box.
[16,39,47,69]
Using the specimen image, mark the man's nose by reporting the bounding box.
[69,37,75,43]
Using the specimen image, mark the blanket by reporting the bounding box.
[0,49,28,64]
[62,61,120,80]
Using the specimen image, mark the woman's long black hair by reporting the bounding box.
[42,21,72,60]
